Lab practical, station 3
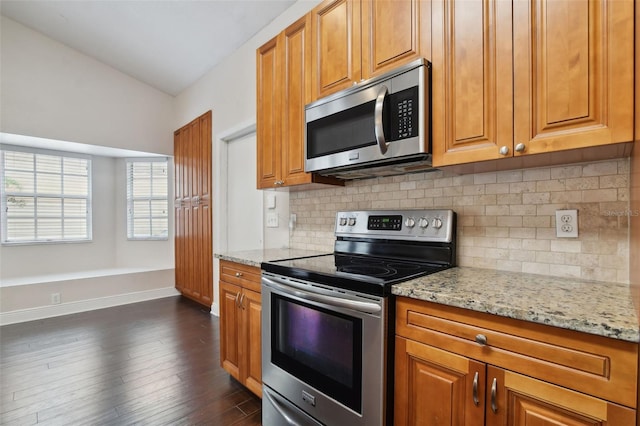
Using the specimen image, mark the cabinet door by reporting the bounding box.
[513,0,634,156]
[240,288,262,398]
[361,0,430,79]
[395,337,485,426]
[311,0,361,100]
[431,0,514,166]
[486,366,636,426]
[219,281,242,381]
[281,14,314,187]
[256,36,281,189]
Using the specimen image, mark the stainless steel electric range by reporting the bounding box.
[260,209,457,426]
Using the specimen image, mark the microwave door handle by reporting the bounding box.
[374,85,389,154]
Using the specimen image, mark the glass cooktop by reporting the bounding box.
[261,253,448,296]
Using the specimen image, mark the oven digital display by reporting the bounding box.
[368,215,402,230]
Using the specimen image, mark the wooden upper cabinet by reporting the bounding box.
[311,0,362,99]
[433,0,635,167]
[256,36,281,188]
[431,0,514,166]
[281,14,314,187]
[361,0,431,79]
[513,0,634,156]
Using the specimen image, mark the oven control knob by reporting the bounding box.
[404,217,416,228]
[339,217,348,226]
[432,218,443,229]
[418,217,429,229]
[348,217,356,226]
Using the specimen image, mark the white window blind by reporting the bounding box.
[1,147,92,243]
[126,159,168,240]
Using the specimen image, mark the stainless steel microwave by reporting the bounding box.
[305,59,432,180]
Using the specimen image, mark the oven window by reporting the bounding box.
[271,294,363,413]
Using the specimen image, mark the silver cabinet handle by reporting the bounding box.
[235,272,243,278]
[472,371,479,406]
[499,146,509,155]
[491,377,498,413]
[475,334,488,345]
[234,291,240,308]
[374,85,389,155]
[515,143,526,152]
[274,180,284,186]
[239,293,245,310]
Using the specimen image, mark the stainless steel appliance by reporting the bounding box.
[261,209,457,425]
[304,59,432,180]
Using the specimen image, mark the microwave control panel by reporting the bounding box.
[389,86,419,141]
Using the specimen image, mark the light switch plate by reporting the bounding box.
[267,193,276,209]
[266,212,279,228]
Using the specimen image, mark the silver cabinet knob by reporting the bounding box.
[235,272,243,278]
[515,143,526,153]
[475,334,488,345]
[499,146,509,156]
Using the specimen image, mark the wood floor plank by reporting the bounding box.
[0,296,262,425]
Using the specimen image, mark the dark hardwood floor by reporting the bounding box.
[0,296,262,425]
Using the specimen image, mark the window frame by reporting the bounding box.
[125,157,169,241]
[0,144,93,245]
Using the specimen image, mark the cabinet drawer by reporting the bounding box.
[396,297,638,408]
[220,260,261,293]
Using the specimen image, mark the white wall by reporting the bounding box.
[174,0,321,314]
[0,16,176,315]
[0,16,174,155]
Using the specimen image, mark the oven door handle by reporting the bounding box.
[263,386,322,426]
[262,276,382,314]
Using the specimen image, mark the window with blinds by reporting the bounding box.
[126,159,168,240]
[1,147,92,243]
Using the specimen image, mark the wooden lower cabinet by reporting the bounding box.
[219,260,262,397]
[395,337,485,426]
[395,297,637,426]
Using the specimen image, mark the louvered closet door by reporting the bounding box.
[174,111,213,307]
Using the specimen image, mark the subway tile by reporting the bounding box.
[550,165,583,179]
[523,168,551,181]
[583,161,618,176]
[549,264,581,278]
[474,172,497,184]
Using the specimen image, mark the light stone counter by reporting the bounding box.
[214,248,329,268]
[392,266,639,342]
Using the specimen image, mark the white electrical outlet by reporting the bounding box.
[51,293,61,305]
[555,209,578,238]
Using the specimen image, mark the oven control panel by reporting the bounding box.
[368,215,403,230]
[335,209,455,243]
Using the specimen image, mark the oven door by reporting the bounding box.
[261,272,388,426]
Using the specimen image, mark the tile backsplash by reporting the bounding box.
[290,159,630,284]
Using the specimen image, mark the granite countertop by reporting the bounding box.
[392,267,640,342]
[214,248,328,268]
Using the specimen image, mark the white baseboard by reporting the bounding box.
[0,287,181,326]
[210,302,219,317]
